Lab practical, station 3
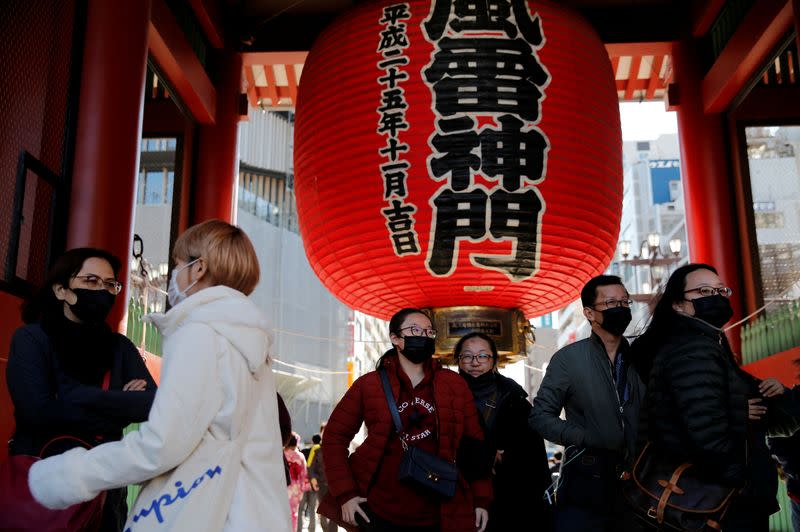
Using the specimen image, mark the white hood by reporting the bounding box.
[146,285,272,375]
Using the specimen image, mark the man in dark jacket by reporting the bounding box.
[530,275,644,532]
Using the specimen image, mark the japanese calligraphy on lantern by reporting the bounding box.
[421,0,551,280]
[377,3,421,256]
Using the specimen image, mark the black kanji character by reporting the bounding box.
[430,119,479,191]
[378,111,409,138]
[473,188,543,280]
[423,37,549,121]
[379,138,410,161]
[378,24,409,51]
[378,88,408,113]
[381,3,411,26]
[382,161,410,198]
[391,231,420,255]
[479,114,549,190]
[427,188,488,276]
[423,0,544,44]
[383,200,420,255]
[378,56,410,70]
[378,67,409,90]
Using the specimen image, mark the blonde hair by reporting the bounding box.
[172,220,260,295]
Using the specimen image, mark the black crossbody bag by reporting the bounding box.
[378,368,458,498]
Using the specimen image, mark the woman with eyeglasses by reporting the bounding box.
[626,263,796,531]
[318,308,492,532]
[28,221,293,531]
[6,248,156,530]
[455,333,553,532]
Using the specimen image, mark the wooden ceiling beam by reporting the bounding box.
[263,64,280,106]
[244,65,258,107]
[625,56,642,100]
[646,55,666,100]
[691,0,728,37]
[702,0,793,113]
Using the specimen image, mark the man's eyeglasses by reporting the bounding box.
[591,299,632,310]
[73,274,123,294]
[399,326,437,338]
[684,286,732,298]
[458,353,493,364]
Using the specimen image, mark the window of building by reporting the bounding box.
[745,126,800,301]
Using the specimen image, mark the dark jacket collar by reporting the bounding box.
[588,332,630,360]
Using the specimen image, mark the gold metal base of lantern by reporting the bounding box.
[425,306,533,367]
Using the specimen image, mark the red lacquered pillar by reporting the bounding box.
[672,40,744,357]
[67,0,151,330]
[192,50,243,224]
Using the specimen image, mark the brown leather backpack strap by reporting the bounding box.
[656,462,691,523]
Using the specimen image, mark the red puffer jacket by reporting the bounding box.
[319,354,492,531]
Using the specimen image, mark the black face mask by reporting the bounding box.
[599,306,632,337]
[691,295,733,328]
[400,335,436,364]
[69,288,116,324]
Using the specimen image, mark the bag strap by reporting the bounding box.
[379,368,407,450]
[101,369,111,391]
[39,435,94,458]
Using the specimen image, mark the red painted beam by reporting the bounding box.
[256,85,293,102]
[691,0,728,37]
[743,346,800,386]
[646,55,666,99]
[148,0,216,124]
[606,42,673,58]
[702,0,793,114]
[188,0,224,48]
[285,64,298,104]
[625,56,642,100]
[245,65,258,107]
[243,51,309,66]
[264,65,280,106]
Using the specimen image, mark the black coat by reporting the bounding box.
[6,317,157,531]
[462,370,553,532]
[636,315,788,515]
[6,320,157,456]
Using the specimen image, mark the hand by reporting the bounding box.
[759,378,786,397]
[492,449,504,475]
[748,397,767,421]
[123,379,147,391]
[475,507,488,532]
[310,478,319,491]
[341,496,369,526]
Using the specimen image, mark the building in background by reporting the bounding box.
[744,126,800,303]
[556,132,689,346]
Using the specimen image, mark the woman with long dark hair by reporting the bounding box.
[628,263,793,531]
[7,248,157,530]
[455,332,553,532]
[318,308,492,532]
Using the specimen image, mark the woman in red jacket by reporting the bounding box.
[318,308,492,532]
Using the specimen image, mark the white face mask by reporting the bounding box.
[167,259,199,307]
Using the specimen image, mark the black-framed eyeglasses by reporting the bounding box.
[590,299,632,310]
[458,353,493,364]
[398,326,437,338]
[684,286,732,298]
[73,274,123,294]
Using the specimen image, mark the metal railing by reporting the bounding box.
[740,300,800,365]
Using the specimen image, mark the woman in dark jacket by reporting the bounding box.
[6,248,156,530]
[318,308,492,532]
[628,263,795,531]
[455,332,553,532]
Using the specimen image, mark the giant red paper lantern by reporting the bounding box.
[295,0,621,321]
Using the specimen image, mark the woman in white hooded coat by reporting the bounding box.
[28,220,292,531]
